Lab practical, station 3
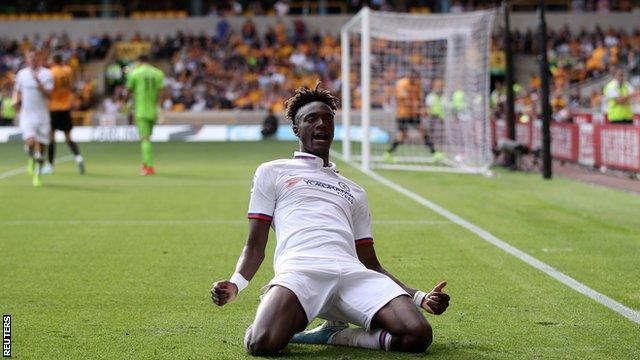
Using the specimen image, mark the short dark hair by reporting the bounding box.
[52,54,62,64]
[285,83,339,124]
[138,54,150,62]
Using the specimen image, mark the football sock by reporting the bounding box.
[48,141,56,165]
[388,141,401,153]
[328,328,391,351]
[34,151,44,175]
[141,140,153,167]
[68,141,80,156]
[424,135,436,153]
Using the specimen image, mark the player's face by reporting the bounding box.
[25,52,36,69]
[293,101,335,157]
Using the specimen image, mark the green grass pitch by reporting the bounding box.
[1,141,639,359]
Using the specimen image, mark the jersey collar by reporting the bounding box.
[293,151,337,171]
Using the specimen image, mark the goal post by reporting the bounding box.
[340,8,496,174]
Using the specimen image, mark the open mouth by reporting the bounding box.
[312,133,330,142]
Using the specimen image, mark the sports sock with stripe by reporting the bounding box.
[328,328,391,351]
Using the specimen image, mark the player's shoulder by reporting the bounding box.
[16,68,28,77]
[129,66,142,76]
[255,158,291,174]
[336,172,366,195]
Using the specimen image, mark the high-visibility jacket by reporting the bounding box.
[604,79,634,122]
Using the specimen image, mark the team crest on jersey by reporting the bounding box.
[285,177,302,188]
[338,182,350,192]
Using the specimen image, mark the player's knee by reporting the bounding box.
[399,319,432,352]
[398,332,432,353]
[246,328,286,356]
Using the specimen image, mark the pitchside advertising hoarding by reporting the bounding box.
[494,119,640,172]
[0,125,390,144]
[3,118,639,172]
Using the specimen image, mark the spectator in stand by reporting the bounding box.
[571,0,586,11]
[274,0,290,16]
[101,91,123,115]
[603,68,636,124]
[261,108,279,139]
[590,89,604,112]
[0,85,16,126]
[106,62,124,95]
[568,87,585,109]
[449,1,464,13]
[596,0,611,12]
[551,88,571,122]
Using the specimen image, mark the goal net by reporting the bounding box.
[340,8,495,174]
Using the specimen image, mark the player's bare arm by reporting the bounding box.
[32,70,51,99]
[356,243,449,315]
[211,218,271,306]
[12,89,21,111]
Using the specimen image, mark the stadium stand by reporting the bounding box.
[2,13,638,116]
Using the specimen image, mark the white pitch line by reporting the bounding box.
[0,219,451,226]
[0,155,73,180]
[332,152,640,325]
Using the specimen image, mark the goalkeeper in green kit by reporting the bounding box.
[125,54,164,176]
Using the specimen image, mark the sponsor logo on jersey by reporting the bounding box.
[301,178,354,204]
[285,177,302,188]
[338,181,350,192]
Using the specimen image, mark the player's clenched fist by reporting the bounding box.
[421,281,450,315]
[211,280,238,306]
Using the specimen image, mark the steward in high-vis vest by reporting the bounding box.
[603,69,636,124]
[0,87,16,126]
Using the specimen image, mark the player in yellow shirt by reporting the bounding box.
[385,72,436,162]
[45,54,84,174]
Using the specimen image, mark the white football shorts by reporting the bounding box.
[266,257,408,331]
[20,114,51,145]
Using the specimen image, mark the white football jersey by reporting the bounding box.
[15,67,53,123]
[248,152,373,271]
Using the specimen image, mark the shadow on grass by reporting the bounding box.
[272,341,494,359]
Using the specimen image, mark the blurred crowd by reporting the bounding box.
[509,26,640,81]
[104,17,341,114]
[1,15,639,119]
[489,25,640,123]
[0,33,111,75]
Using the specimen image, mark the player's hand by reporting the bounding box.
[31,70,41,84]
[210,280,238,307]
[421,281,449,315]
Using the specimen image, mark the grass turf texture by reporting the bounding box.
[1,141,639,359]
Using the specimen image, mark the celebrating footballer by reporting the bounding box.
[211,84,450,356]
